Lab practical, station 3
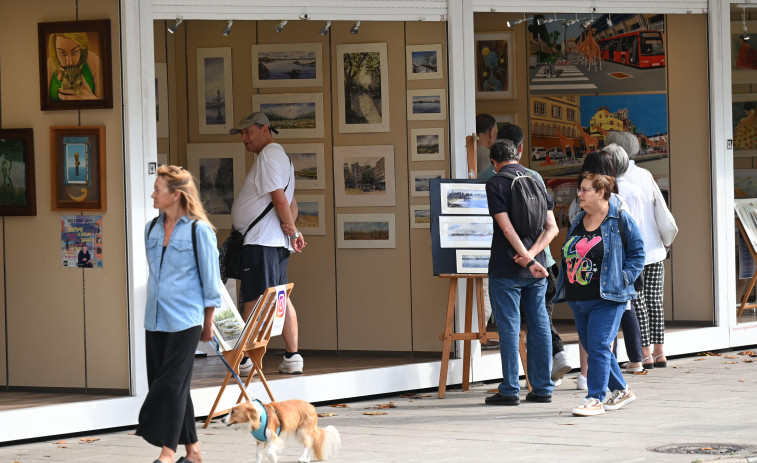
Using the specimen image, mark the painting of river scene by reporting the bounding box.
[407,89,447,120]
[456,249,490,274]
[187,143,245,229]
[439,216,493,248]
[294,194,325,235]
[440,183,488,214]
[252,43,322,88]
[411,170,445,197]
[410,205,431,228]
[197,48,234,134]
[284,143,324,189]
[337,43,390,133]
[253,93,324,138]
[338,213,396,248]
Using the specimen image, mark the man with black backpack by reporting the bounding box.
[484,139,559,406]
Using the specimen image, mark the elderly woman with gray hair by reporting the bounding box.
[605,131,677,370]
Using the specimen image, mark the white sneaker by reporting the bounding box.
[576,373,588,390]
[279,354,304,374]
[572,398,605,416]
[554,378,562,387]
[238,357,254,376]
[551,352,572,380]
[605,387,636,411]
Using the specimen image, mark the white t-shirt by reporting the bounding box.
[231,142,294,249]
[619,161,667,264]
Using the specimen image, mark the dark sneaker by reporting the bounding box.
[485,393,520,406]
[525,392,552,403]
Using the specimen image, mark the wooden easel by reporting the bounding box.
[203,283,294,428]
[437,274,530,398]
[736,217,757,316]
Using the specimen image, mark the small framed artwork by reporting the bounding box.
[439,216,493,248]
[407,89,447,120]
[732,21,757,83]
[456,249,491,274]
[333,145,396,207]
[38,19,113,111]
[252,43,323,88]
[475,32,515,99]
[406,44,443,80]
[0,129,37,216]
[410,205,431,229]
[337,43,390,133]
[493,114,517,134]
[155,62,169,138]
[733,93,757,156]
[440,183,488,214]
[410,170,446,197]
[337,213,396,249]
[197,47,234,134]
[50,126,106,211]
[212,282,246,351]
[186,143,246,229]
[294,194,325,235]
[410,128,445,161]
[282,143,325,190]
[252,93,324,139]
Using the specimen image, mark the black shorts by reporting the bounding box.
[239,245,289,303]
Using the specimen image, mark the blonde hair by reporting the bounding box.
[48,32,89,68]
[157,165,215,231]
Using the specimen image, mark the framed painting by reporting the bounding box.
[406,44,443,80]
[0,129,37,216]
[439,215,493,248]
[732,21,757,83]
[493,114,517,134]
[186,143,246,229]
[282,143,325,190]
[410,205,431,229]
[410,170,445,197]
[410,128,445,161]
[294,194,325,236]
[212,282,246,351]
[455,249,490,274]
[38,19,113,111]
[735,169,757,198]
[337,43,390,133]
[252,43,322,88]
[407,89,447,120]
[733,93,757,157]
[333,145,396,207]
[440,183,488,215]
[337,213,396,249]
[197,47,234,135]
[475,32,514,99]
[252,93,324,139]
[50,126,106,211]
[155,62,169,138]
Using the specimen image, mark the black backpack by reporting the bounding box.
[496,170,548,237]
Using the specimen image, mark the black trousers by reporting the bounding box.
[136,326,202,451]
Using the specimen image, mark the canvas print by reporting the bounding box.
[475,32,514,99]
[334,145,396,207]
[252,93,324,139]
[455,249,490,274]
[407,89,447,120]
[186,143,245,229]
[410,205,431,229]
[252,43,322,88]
[197,47,234,134]
[155,63,169,138]
[410,128,445,161]
[406,44,443,80]
[0,128,36,216]
[439,216,493,248]
[337,213,396,248]
[440,183,488,215]
[282,143,325,189]
[732,21,757,83]
[733,94,757,156]
[411,170,445,197]
[337,43,390,133]
[294,194,325,235]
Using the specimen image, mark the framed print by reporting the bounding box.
[333,145,396,207]
[440,183,488,215]
[337,43,390,133]
[61,215,103,268]
[407,89,447,120]
[337,213,396,249]
[50,126,106,211]
[439,215,493,248]
[186,143,246,229]
[493,114,517,134]
[734,169,757,198]
[282,143,325,189]
[475,32,514,99]
[410,170,445,197]
[410,128,445,161]
[38,19,113,111]
[732,21,757,83]
[212,282,246,351]
[294,194,325,235]
[0,129,37,216]
[155,63,169,138]
[410,205,431,229]
[252,43,323,88]
[733,93,757,156]
[197,47,234,134]
[406,44,443,80]
[252,93,324,139]
[455,249,490,274]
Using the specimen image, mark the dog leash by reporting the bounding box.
[209,336,249,392]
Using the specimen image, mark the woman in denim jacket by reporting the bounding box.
[554,173,645,417]
[136,165,221,463]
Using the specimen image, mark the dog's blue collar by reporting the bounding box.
[250,399,281,442]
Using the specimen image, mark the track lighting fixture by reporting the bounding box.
[538,13,558,26]
[507,13,527,28]
[274,20,287,33]
[222,20,233,37]
[582,14,595,29]
[319,20,331,36]
[350,21,360,34]
[167,16,183,34]
[607,15,613,27]
[744,7,751,41]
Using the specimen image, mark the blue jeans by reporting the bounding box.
[569,299,627,401]
[489,277,553,397]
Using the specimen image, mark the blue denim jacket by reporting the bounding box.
[144,215,222,332]
[554,195,645,303]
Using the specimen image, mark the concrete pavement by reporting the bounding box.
[1,351,756,462]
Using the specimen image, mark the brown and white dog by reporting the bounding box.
[223,399,340,463]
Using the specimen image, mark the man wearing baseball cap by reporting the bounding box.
[230,111,307,374]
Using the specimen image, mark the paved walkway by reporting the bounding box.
[1,351,756,462]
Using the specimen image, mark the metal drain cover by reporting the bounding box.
[650,443,756,455]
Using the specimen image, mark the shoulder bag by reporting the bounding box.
[652,185,678,247]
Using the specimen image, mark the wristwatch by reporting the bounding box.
[290,230,301,239]
[527,259,536,268]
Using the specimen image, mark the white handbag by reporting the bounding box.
[653,184,678,246]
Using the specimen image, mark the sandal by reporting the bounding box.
[642,355,654,369]
[653,354,667,368]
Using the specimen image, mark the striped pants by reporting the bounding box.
[632,261,666,346]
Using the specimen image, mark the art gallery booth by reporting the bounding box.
[0,0,755,442]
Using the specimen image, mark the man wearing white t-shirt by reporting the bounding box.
[230,112,307,374]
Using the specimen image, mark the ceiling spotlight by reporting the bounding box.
[607,15,613,27]
[539,13,558,25]
[744,8,751,41]
[319,20,331,36]
[222,20,233,37]
[507,13,527,28]
[167,16,183,34]
[350,21,360,34]
[274,20,287,33]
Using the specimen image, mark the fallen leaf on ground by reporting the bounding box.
[745,359,754,363]
[698,352,722,356]
[52,440,66,445]
[363,411,387,415]
[329,404,348,408]
[701,447,713,451]
[486,389,498,393]
[399,394,421,399]
[724,354,739,359]
[738,350,755,356]
[373,402,396,409]
[695,358,706,361]
[740,379,745,382]
[722,361,738,364]
[318,412,337,417]
[79,437,100,443]
[633,370,649,375]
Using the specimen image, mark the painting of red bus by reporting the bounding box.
[598,31,665,68]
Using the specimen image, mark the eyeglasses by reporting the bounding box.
[576,187,597,195]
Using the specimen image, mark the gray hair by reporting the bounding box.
[602,143,630,177]
[489,139,521,163]
[605,130,640,160]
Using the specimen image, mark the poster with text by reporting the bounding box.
[61,215,103,268]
